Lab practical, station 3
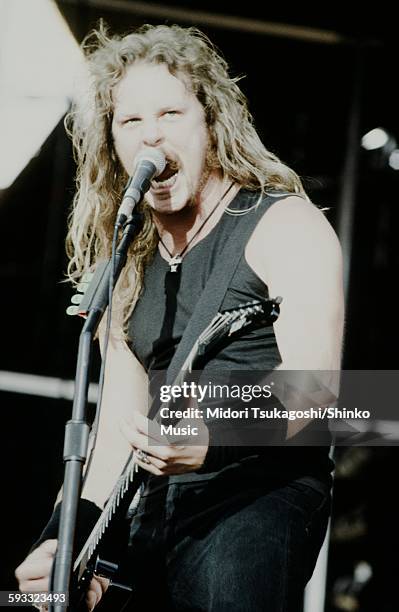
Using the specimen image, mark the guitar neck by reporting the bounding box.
[73,453,141,578]
[73,329,208,578]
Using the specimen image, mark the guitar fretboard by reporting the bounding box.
[74,453,138,575]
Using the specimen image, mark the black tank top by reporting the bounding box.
[128,189,333,486]
[129,189,281,372]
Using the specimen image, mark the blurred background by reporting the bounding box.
[1,1,398,610]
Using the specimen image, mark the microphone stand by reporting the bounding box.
[49,213,142,612]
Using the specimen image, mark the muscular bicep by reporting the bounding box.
[246,196,345,370]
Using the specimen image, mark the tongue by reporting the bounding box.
[156,164,178,182]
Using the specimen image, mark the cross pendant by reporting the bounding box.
[169,255,182,272]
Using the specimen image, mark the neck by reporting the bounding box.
[154,173,237,254]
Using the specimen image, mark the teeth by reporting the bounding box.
[152,170,179,189]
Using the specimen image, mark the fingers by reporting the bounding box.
[133,450,166,475]
[85,575,110,611]
[85,585,99,611]
[16,543,112,612]
[37,540,58,555]
[18,577,50,593]
[121,411,165,444]
[119,411,209,475]
[15,540,57,581]
[15,540,57,592]
[119,415,173,463]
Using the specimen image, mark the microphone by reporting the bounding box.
[116,148,166,226]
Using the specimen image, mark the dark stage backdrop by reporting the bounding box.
[1,4,398,611]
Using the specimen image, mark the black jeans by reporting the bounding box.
[125,470,331,612]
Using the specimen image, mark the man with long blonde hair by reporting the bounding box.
[16,23,344,611]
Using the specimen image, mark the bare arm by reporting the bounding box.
[80,331,148,507]
[246,195,345,436]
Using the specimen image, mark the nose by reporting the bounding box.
[141,119,164,147]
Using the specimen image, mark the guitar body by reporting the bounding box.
[94,584,133,612]
[84,548,135,612]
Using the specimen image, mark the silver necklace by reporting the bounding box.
[158,182,235,272]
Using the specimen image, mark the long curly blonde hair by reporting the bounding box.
[66,22,306,334]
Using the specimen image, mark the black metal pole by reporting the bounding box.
[49,214,142,611]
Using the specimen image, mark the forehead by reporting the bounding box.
[112,62,193,111]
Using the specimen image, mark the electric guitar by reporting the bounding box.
[68,296,282,610]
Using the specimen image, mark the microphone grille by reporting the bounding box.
[134,148,166,177]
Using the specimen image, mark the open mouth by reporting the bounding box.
[151,160,179,190]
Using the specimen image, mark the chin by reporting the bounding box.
[149,186,194,215]
[148,197,185,216]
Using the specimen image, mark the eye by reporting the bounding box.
[163,110,181,118]
[122,117,141,125]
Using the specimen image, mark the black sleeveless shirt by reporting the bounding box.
[128,189,333,486]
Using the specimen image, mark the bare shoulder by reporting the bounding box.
[250,194,339,246]
[246,195,342,277]
[244,195,344,372]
